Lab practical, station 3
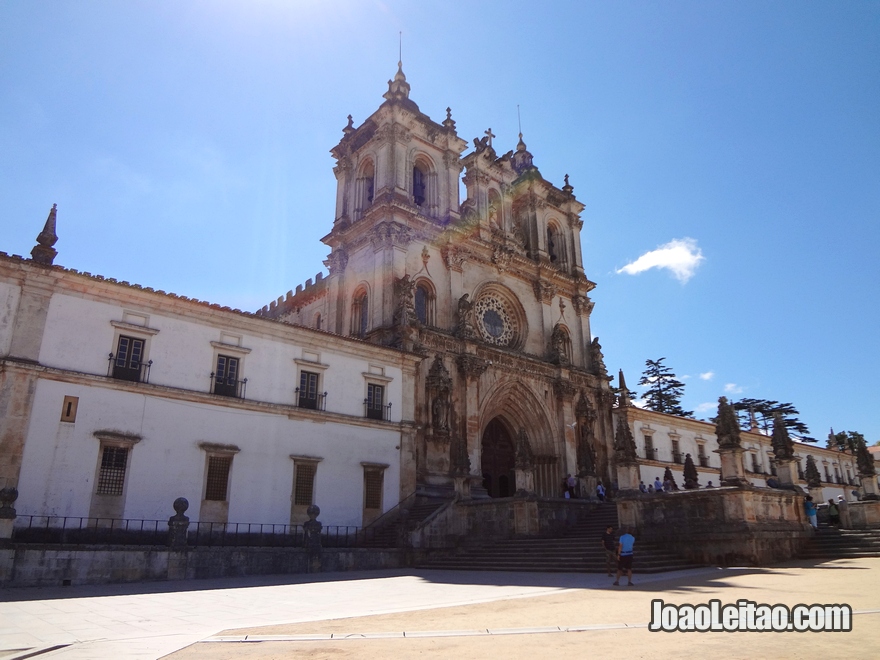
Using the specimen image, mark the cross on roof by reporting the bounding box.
[484,128,495,147]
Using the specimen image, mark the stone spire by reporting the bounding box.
[383,61,411,101]
[617,369,631,407]
[771,412,795,461]
[31,204,58,265]
[715,396,743,449]
[511,133,535,175]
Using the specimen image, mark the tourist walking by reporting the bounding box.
[566,474,577,498]
[601,525,617,576]
[596,480,606,502]
[613,527,635,586]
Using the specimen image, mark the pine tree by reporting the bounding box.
[683,453,699,489]
[637,358,693,417]
[732,398,813,441]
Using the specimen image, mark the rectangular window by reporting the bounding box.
[213,355,240,397]
[298,371,320,410]
[671,439,681,464]
[294,462,317,506]
[643,435,654,459]
[205,455,232,501]
[752,454,760,473]
[61,395,79,423]
[364,470,383,510]
[96,446,128,495]
[113,335,145,382]
[366,383,385,420]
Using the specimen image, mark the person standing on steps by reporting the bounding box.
[601,525,617,576]
[804,496,818,529]
[613,527,635,586]
[596,480,606,502]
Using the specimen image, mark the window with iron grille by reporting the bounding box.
[205,455,232,501]
[298,371,319,410]
[364,470,383,510]
[96,446,128,495]
[294,462,317,506]
[113,335,145,382]
[366,383,384,420]
[214,354,240,397]
[643,434,654,459]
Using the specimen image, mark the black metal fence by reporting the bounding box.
[12,515,365,548]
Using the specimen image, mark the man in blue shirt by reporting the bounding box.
[804,496,818,529]
[613,527,635,586]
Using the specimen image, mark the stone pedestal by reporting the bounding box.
[775,459,801,490]
[514,468,535,496]
[808,486,824,504]
[615,463,641,493]
[717,447,748,487]
[859,474,879,501]
[580,474,597,501]
[0,518,12,539]
[453,475,471,500]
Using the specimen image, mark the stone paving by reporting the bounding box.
[1,559,878,659]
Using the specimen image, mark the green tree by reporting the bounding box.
[731,398,814,442]
[637,358,692,417]
[828,430,865,453]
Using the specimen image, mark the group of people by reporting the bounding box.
[561,475,611,502]
[804,494,849,529]
[601,525,635,586]
[637,476,715,493]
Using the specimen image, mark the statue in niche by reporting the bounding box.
[577,422,597,477]
[549,323,569,366]
[432,385,451,434]
[488,202,500,230]
[393,275,417,327]
[455,294,476,339]
[589,337,608,378]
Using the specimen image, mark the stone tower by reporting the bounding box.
[262,65,615,500]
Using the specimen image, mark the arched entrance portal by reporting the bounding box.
[481,418,515,498]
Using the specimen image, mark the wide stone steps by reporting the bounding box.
[800,525,880,559]
[359,499,448,547]
[418,504,697,574]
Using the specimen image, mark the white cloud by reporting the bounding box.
[616,238,705,283]
[699,371,714,381]
[695,402,716,413]
[633,399,649,410]
[724,383,744,394]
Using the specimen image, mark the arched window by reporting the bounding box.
[547,225,559,263]
[413,163,427,207]
[356,160,375,219]
[314,313,322,330]
[414,280,435,326]
[351,290,369,337]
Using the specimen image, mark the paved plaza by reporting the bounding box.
[0,559,878,659]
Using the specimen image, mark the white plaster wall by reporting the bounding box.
[36,290,405,420]
[18,378,401,526]
[0,280,21,356]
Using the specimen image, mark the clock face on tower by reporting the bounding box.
[475,294,517,347]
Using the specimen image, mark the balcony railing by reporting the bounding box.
[672,452,682,465]
[211,374,247,399]
[364,399,392,421]
[108,354,152,383]
[644,447,656,460]
[295,388,327,411]
[698,456,709,468]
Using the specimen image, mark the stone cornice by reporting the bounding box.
[0,254,421,372]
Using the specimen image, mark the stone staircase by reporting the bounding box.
[359,498,449,547]
[418,504,699,574]
[800,523,880,560]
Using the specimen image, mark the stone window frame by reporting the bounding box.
[414,277,436,327]
[60,395,79,423]
[640,426,656,460]
[294,355,329,409]
[91,431,141,507]
[350,284,370,337]
[210,334,251,397]
[669,431,682,464]
[355,156,376,219]
[198,442,240,504]
[290,454,323,523]
[362,367,393,421]
[109,313,159,381]
[361,462,390,513]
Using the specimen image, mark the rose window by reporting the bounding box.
[475,295,517,347]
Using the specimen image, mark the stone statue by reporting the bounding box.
[432,386,450,434]
[455,294,476,339]
[303,504,323,553]
[515,427,534,470]
[589,337,608,378]
[549,323,569,366]
[450,434,470,477]
[715,396,743,449]
[577,422,597,476]
[393,275,417,327]
[683,454,699,489]
[771,412,795,461]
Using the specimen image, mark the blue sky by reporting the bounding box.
[2,1,878,442]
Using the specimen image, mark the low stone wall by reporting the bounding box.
[410,496,598,549]
[847,500,880,529]
[616,487,812,566]
[0,544,405,589]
